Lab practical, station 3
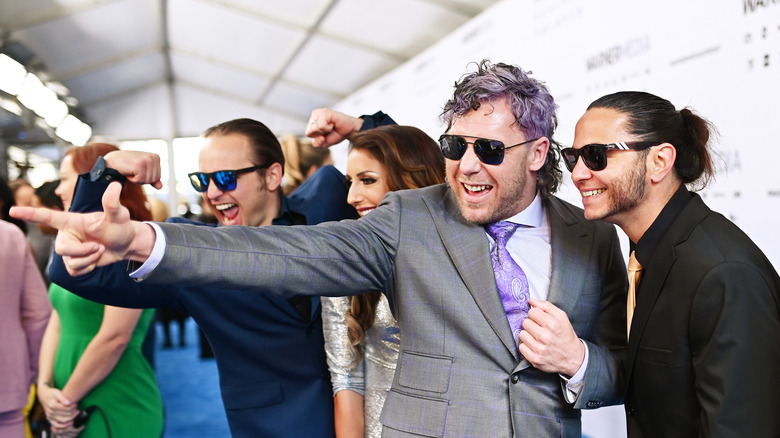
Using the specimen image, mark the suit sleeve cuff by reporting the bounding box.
[560,339,589,404]
[129,222,166,280]
[358,111,396,130]
[89,155,127,184]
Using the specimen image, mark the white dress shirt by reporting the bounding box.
[488,193,588,403]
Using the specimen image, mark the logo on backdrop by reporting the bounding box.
[743,0,779,15]
[586,37,650,71]
[742,3,778,69]
[716,149,743,175]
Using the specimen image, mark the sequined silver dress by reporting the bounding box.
[321,295,400,438]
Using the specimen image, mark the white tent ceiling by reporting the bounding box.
[0,0,498,144]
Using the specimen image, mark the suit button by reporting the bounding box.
[511,374,519,383]
[586,400,601,408]
[626,407,635,416]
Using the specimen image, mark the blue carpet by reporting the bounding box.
[154,318,230,437]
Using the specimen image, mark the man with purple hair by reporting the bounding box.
[14,60,626,437]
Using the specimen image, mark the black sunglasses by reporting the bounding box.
[438,134,540,165]
[561,141,658,172]
[188,164,269,192]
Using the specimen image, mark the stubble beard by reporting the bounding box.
[597,159,648,223]
[447,168,530,225]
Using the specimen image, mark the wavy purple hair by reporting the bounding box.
[440,60,562,198]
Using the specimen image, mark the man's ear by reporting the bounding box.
[265,162,284,191]
[649,143,676,183]
[528,137,550,172]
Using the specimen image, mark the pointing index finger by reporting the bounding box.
[9,205,69,230]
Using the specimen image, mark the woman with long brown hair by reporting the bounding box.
[37,143,163,437]
[321,125,445,438]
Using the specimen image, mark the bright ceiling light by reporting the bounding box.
[2,55,90,142]
[18,74,64,118]
[17,72,72,127]
[18,74,47,111]
[0,54,28,95]
[41,98,69,128]
[0,96,23,115]
[56,114,92,146]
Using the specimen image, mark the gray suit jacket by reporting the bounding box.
[147,184,627,437]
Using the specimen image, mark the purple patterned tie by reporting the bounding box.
[486,221,530,345]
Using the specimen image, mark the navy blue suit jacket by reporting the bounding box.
[50,165,357,437]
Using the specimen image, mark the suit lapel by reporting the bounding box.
[423,189,520,361]
[624,245,676,382]
[546,198,594,314]
[625,195,711,382]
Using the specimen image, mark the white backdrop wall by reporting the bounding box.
[333,0,780,266]
[331,0,779,436]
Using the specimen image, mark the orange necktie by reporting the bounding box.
[627,251,643,338]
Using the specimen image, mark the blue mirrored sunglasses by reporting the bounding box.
[188,164,269,192]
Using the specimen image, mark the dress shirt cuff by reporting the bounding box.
[129,221,166,280]
[560,339,589,404]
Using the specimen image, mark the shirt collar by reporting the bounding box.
[272,192,295,226]
[633,184,693,266]
[503,192,544,228]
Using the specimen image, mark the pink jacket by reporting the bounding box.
[0,220,51,412]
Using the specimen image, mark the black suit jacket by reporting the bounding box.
[625,193,780,437]
[50,165,358,438]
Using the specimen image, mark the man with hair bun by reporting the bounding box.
[565,90,780,437]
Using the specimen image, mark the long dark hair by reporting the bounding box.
[588,91,717,190]
[345,125,445,360]
[1,176,27,233]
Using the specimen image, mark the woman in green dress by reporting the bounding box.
[36,143,163,438]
